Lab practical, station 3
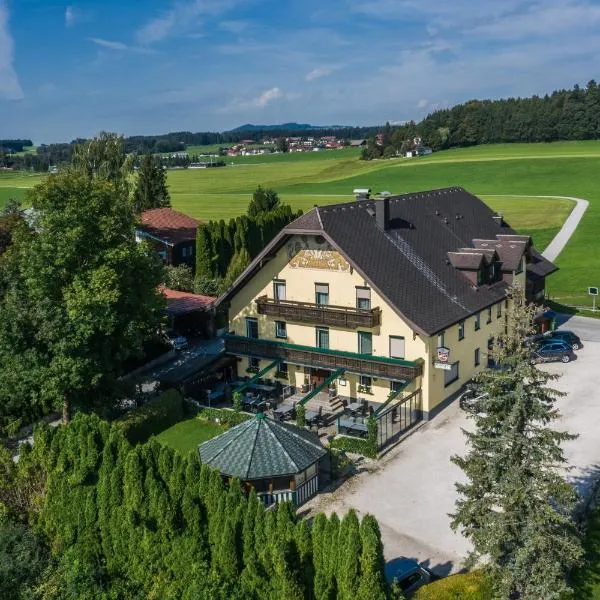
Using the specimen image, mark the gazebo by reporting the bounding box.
[199,412,329,506]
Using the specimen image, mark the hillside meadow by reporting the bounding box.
[1,140,599,307]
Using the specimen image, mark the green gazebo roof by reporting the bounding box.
[199,413,327,480]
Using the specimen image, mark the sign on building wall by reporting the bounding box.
[434,346,451,370]
[287,236,351,272]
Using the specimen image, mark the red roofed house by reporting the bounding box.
[161,287,217,336]
[136,208,199,269]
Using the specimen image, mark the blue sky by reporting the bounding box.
[2,0,600,143]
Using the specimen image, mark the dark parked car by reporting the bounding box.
[385,557,432,596]
[545,330,582,350]
[531,340,575,364]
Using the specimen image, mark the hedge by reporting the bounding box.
[413,571,493,600]
[329,435,377,459]
[114,389,184,444]
[196,407,251,428]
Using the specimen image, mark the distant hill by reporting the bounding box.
[230,123,348,133]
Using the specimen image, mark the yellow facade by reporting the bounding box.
[228,235,524,417]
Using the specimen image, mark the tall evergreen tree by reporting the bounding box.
[247,185,280,217]
[132,153,171,213]
[451,285,583,599]
[338,509,362,600]
[357,515,387,600]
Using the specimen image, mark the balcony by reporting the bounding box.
[255,295,381,329]
[224,335,422,381]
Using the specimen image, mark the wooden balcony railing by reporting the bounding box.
[255,295,381,329]
[224,335,422,381]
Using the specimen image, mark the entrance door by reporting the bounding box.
[310,369,330,388]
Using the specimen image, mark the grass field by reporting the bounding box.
[155,416,224,454]
[1,140,598,308]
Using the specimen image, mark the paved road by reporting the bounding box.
[305,327,600,577]
[539,196,589,262]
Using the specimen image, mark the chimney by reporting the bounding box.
[376,197,390,230]
[492,212,504,226]
[353,188,371,201]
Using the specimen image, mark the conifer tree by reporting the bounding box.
[338,509,362,600]
[451,285,583,599]
[132,153,170,213]
[223,247,251,289]
[357,515,387,600]
[195,225,215,282]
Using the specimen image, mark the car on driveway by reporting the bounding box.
[385,557,432,596]
[545,330,582,350]
[532,340,575,364]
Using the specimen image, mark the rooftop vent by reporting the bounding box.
[376,197,390,231]
[492,212,504,226]
[353,188,371,201]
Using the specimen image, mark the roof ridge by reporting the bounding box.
[263,419,298,471]
[244,418,263,480]
[203,418,255,472]
[315,206,323,229]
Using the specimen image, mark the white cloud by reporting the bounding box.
[136,0,241,45]
[306,67,333,81]
[255,86,283,107]
[417,99,428,108]
[0,1,23,100]
[65,5,91,28]
[88,38,159,54]
[89,37,129,51]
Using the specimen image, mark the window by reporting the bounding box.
[246,317,259,339]
[497,302,502,318]
[444,361,459,386]
[389,336,405,359]
[315,283,329,305]
[437,331,445,347]
[279,362,288,374]
[316,327,329,349]
[487,306,492,324]
[359,375,372,392]
[458,320,465,341]
[487,337,495,367]
[273,280,286,301]
[358,331,373,355]
[275,321,287,338]
[356,287,371,310]
[390,380,404,393]
[249,357,260,370]
[475,348,480,366]
[474,312,480,331]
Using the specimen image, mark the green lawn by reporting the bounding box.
[155,417,225,454]
[1,141,599,308]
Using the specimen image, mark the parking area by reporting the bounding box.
[304,316,600,577]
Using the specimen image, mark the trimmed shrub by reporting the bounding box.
[329,435,377,459]
[296,404,306,427]
[197,407,251,428]
[114,389,184,444]
[413,571,493,600]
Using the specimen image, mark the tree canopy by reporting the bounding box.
[132,153,171,213]
[0,413,392,599]
[0,172,164,433]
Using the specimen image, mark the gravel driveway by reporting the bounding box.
[304,318,600,577]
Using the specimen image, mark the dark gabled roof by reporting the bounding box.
[138,208,200,245]
[472,238,527,271]
[448,252,485,270]
[199,413,326,480]
[219,187,558,336]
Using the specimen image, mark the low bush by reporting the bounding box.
[114,389,184,444]
[196,406,251,427]
[329,435,377,459]
[413,571,493,600]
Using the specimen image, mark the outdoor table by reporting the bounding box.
[305,410,319,427]
[274,404,295,421]
[346,402,361,414]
